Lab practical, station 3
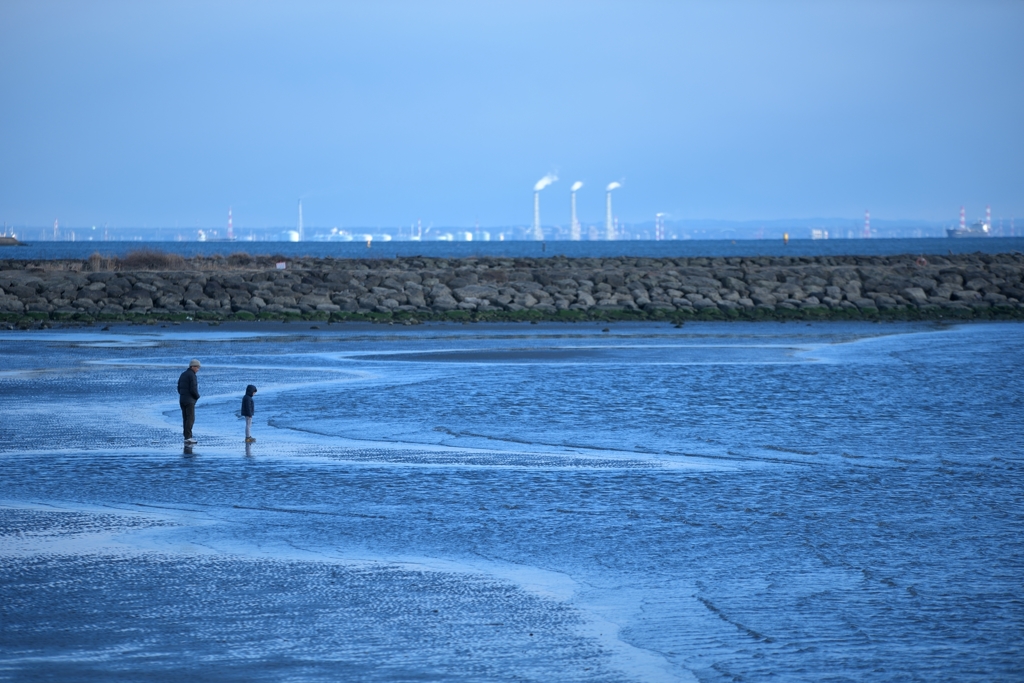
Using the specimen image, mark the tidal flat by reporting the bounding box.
[1,321,1022,681]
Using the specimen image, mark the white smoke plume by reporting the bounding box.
[606,181,622,192]
[534,174,558,192]
[571,181,583,192]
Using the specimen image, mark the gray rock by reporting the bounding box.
[431,293,458,311]
[453,284,500,301]
[299,294,331,306]
[965,278,989,291]
[901,287,928,303]
[751,293,777,306]
[516,293,538,307]
[447,275,478,289]
[874,296,898,309]
[0,296,24,312]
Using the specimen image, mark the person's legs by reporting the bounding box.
[181,401,195,439]
[245,416,252,439]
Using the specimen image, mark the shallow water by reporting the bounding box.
[1,321,1022,681]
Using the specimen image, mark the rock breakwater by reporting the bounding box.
[1,252,1023,325]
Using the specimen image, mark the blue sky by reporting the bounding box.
[1,0,1021,229]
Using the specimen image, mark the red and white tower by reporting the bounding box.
[960,206,966,231]
[655,213,665,241]
[985,205,991,228]
[862,210,871,238]
[227,207,234,240]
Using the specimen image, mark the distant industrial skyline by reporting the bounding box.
[1,1,1021,227]
[6,209,1017,244]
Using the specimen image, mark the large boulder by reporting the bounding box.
[453,284,500,301]
[901,287,928,304]
[431,293,458,311]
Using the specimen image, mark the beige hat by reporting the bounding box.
[189,358,201,368]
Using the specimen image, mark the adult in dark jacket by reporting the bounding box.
[241,384,257,443]
[177,359,201,443]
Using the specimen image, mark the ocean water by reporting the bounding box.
[2,236,1024,261]
[0,321,1022,681]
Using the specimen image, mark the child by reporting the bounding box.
[242,385,258,443]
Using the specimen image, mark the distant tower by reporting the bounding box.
[960,205,966,232]
[533,191,543,240]
[605,182,621,240]
[863,210,871,238]
[532,174,557,241]
[53,219,58,241]
[297,200,304,241]
[606,195,613,240]
[655,213,665,241]
[570,181,583,241]
[985,205,991,228]
[227,207,234,240]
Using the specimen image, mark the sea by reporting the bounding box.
[2,236,1024,261]
[0,320,1021,681]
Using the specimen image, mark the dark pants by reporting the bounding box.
[180,401,196,439]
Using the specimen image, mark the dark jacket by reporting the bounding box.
[241,384,257,417]
[177,368,200,404]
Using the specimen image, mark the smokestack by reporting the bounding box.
[960,206,965,231]
[655,213,665,241]
[605,182,621,240]
[570,181,583,241]
[532,174,557,240]
[298,200,304,241]
[227,207,234,240]
[986,205,991,228]
[863,209,871,238]
[533,192,541,240]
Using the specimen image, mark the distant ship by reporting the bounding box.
[947,205,991,238]
[947,220,990,238]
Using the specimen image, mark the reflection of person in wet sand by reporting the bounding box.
[177,359,201,444]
